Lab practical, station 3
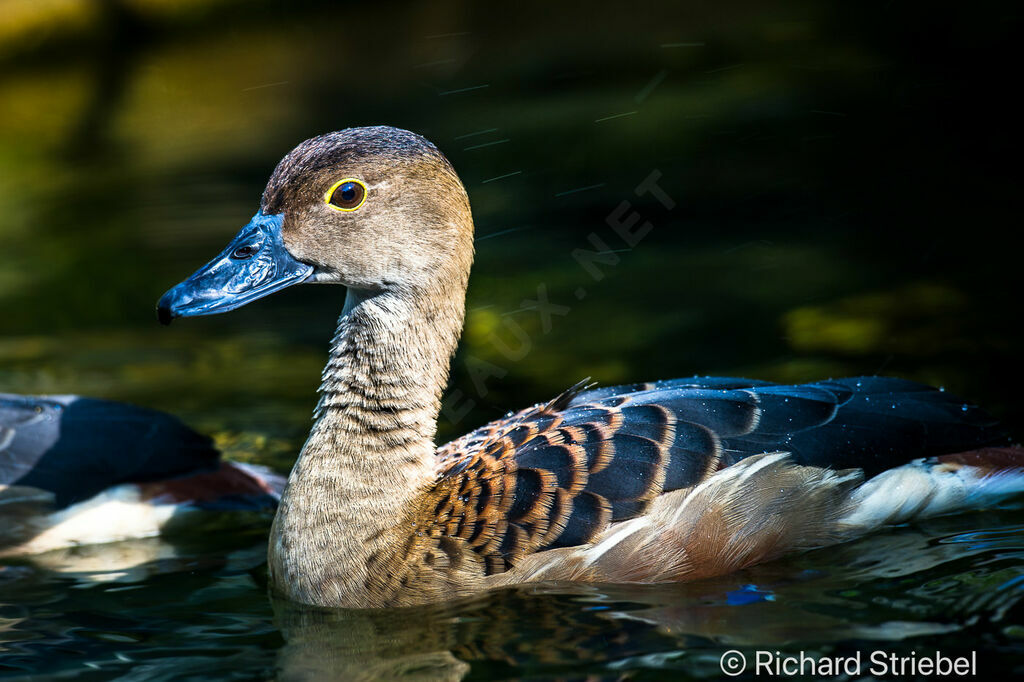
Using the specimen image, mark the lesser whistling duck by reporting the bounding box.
[157,126,1023,609]
[0,394,284,556]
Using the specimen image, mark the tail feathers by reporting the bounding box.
[942,447,1024,507]
[936,447,1024,475]
[840,447,1024,533]
[499,448,1024,587]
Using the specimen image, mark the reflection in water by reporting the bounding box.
[272,587,673,681]
[269,512,1024,679]
[12,536,181,584]
[0,508,1019,678]
[274,600,472,682]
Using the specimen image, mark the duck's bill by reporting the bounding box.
[156,213,313,325]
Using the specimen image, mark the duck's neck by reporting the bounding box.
[311,284,464,479]
[269,281,466,606]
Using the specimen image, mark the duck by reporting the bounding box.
[156,125,1023,609]
[0,393,284,556]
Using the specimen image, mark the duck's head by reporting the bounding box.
[157,126,473,324]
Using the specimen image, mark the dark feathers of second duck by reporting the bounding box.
[0,393,284,555]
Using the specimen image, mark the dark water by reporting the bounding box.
[2,1,1022,679]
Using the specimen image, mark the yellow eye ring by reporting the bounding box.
[324,178,368,212]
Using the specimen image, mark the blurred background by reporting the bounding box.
[1,0,1020,465]
[3,2,1024,679]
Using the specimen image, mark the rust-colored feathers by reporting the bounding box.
[382,375,1015,602]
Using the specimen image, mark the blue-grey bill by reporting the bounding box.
[157,212,313,325]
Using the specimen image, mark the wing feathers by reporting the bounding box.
[427,375,1010,578]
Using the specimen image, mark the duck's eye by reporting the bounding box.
[231,245,257,260]
[325,178,367,212]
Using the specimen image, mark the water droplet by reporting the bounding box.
[939,386,946,392]
[961,404,969,412]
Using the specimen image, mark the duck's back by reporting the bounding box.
[1,394,284,556]
[565,375,1007,476]
[0,394,219,508]
[423,376,1017,587]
